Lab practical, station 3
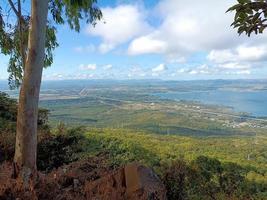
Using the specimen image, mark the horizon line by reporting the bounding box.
[1,78,267,82]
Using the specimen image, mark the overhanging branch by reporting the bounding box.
[7,0,20,18]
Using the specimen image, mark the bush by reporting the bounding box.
[0,119,86,172]
[162,159,191,200]
[0,91,86,171]
[0,131,15,163]
[0,92,50,132]
[162,156,263,200]
[37,124,86,172]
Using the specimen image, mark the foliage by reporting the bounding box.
[0,92,51,165]
[37,125,86,172]
[162,159,190,200]
[0,92,17,121]
[162,157,263,200]
[0,131,15,163]
[0,0,102,88]
[83,128,267,198]
[0,122,86,172]
[227,0,267,36]
[48,0,102,31]
[0,92,50,131]
[1,121,266,198]
[38,108,50,128]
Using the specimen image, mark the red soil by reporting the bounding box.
[0,155,166,200]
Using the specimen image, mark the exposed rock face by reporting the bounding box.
[85,168,126,200]
[125,163,166,200]
[85,162,167,200]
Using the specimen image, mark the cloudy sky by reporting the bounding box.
[0,0,267,81]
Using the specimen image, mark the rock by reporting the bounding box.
[84,162,166,200]
[0,159,166,200]
[84,168,126,200]
[124,162,167,200]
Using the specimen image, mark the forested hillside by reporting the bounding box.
[1,93,266,199]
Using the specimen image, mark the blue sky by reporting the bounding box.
[1,0,267,81]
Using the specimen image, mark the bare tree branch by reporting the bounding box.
[7,0,20,18]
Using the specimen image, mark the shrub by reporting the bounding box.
[162,159,191,200]
[0,118,86,172]
[161,156,260,200]
[37,125,86,172]
[0,131,15,163]
[0,92,50,132]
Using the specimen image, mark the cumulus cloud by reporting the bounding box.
[78,0,267,79]
[152,64,167,73]
[208,46,267,64]
[218,62,250,70]
[80,64,97,70]
[128,34,167,55]
[177,65,214,75]
[86,5,151,53]
[127,0,267,59]
[207,45,267,75]
[176,63,252,76]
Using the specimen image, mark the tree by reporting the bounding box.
[0,0,102,182]
[227,0,267,36]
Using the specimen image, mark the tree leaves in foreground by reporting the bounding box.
[227,0,267,36]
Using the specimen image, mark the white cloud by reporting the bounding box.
[207,45,267,76]
[74,0,267,79]
[236,70,251,75]
[167,56,186,64]
[128,34,167,55]
[43,73,97,80]
[43,73,64,80]
[175,63,253,76]
[80,64,97,70]
[207,50,236,64]
[52,73,63,79]
[218,62,250,70]
[181,65,214,75]
[127,0,267,58]
[103,64,113,70]
[74,44,96,53]
[208,46,267,64]
[152,63,167,72]
[86,5,151,53]
[177,68,188,73]
[237,46,266,61]
[127,66,147,78]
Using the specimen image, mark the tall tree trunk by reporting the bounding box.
[14,0,49,182]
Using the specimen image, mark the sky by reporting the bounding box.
[0,0,267,81]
